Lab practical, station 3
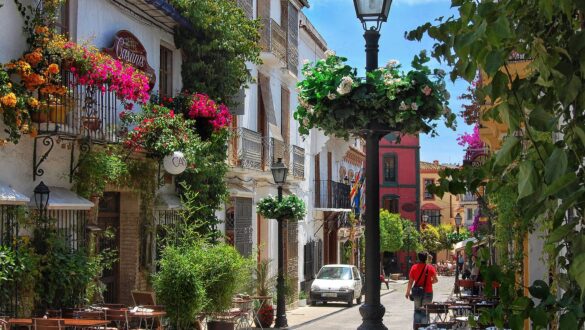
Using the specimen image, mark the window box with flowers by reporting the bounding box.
[257,194,306,221]
[294,51,456,139]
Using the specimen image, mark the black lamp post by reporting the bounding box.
[453,213,463,294]
[34,181,50,220]
[271,158,288,328]
[353,1,392,329]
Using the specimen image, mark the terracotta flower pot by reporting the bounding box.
[82,116,102,131]
[31,102,71,124]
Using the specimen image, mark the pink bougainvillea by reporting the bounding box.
[187,93,232,131]
[457,124,484,149]
[61,41,151,105]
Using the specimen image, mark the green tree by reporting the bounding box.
[437,224,454,258]
[408,1,585,327]
[170,0,261,104]
[401,219,421,254]
[420,224,440,254]
[379,210,403,253]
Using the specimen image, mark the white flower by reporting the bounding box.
[386,59,399,68]
[302,118,309,126]
[327,92,337,100]
[422,85,432,96]
[307,106,314,115]
[303,59,311,65]
[305,70,313,77]
[411,102,419,111]
[324,49,336,58]
[399,101,409,111]
[336,76,353,95]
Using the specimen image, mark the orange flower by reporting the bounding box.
[29,126,38,138]
[47,63,59,74]
[28,97,40,108]
[34,26,49,34]
[24,52,43,67]
[1,93,17,107]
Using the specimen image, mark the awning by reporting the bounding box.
[0,182,29,205]
[29,187,94,210]
[155,193,182,210]
[421,203,441,210]
[228,183,254,198]
[454,237,478,250]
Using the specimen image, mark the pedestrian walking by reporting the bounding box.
[405,252,438,328]
[457,251,464,273]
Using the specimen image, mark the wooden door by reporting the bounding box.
[98,192,120,303]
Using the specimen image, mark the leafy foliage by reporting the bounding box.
[169,0,261,105]
[257,194,307,221]
[420,224,440,254]
[295,51,456,139]
[408,0,585,326]
[73,147,129,198]
[401,219,422,253]
[379,210,404,253]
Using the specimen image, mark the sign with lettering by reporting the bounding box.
[163,151,187,175]
[104,30,156,88]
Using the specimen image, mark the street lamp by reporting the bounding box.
[353,1,393,329]
[271,158,288,328]
[455,213,462,234]
[34,181,50,220]
[453,213,463,294]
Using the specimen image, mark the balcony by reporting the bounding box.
[259,18,286,65]
[31,71,121,144]
[314,180,351,210]
[228,127,305,179]
[460,192,476,203]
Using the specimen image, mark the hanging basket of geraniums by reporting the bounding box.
[294,50,456,140]
[158,92,232,140]
[257,194,306,221]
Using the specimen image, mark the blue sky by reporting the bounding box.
[303,0,473,165]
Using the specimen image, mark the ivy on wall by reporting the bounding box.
[170,0,261,105]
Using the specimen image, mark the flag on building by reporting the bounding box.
[349,171,361,207]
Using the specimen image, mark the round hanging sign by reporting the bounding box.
[163,151,187,175]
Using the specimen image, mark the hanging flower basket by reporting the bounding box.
[294,51,456,139]
[257,194,306,221]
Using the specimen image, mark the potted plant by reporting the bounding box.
[298,290,308,307]
[251,259,274,328]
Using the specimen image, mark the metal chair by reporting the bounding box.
[424,303,450,323]
[33,318,65,330]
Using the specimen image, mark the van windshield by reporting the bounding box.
[317,267,352,280]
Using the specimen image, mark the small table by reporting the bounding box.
[9,318,110,329]
[129,311,167,330]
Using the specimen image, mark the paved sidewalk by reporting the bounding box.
[286,287,397,329]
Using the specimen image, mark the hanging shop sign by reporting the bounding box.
[104,30,156,88]
[163,151,187,175]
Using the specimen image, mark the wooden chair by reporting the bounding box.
[131,291,156,306]
[424,303,450,323]
[458,279,476,297]
[33,318,65,330]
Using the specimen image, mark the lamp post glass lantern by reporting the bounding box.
[271,157,288,328]
[34,181,50,219]
[354,1,393,329]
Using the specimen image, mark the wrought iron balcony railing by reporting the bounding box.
[314,180,351,210]
[228,128,305,178]
[259,18,286,63]
[32,70,122,144]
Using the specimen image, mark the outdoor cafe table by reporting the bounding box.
[8,318,110,329]
[130,310,167,330]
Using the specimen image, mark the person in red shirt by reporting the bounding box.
[405,252,438,327]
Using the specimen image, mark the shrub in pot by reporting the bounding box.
[255,303,274,328]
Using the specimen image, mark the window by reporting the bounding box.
[383,153,397,183]
[422,209,441,227]
[159,46,173,98]
[466,208,473,222]
[51,0,69,36]
[382,195,399,213]
[424,179,435,200]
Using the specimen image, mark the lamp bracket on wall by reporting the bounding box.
[69,139,92,183]
[33,136,55,181]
